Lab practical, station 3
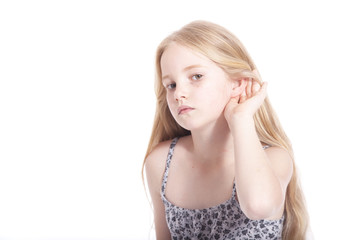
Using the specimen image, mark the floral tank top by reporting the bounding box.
[161,137,284,240]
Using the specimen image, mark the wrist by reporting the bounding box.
[227,114,255,130]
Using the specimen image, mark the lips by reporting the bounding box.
[178,105,194,115]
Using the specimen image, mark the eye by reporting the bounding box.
[167,83,176,90]
[191,74,203,81]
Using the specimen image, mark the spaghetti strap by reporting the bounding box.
[232,180,237,198]
[161,137,179,196]
[263,144,271,150]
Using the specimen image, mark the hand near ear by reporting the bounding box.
[224,78,268,126]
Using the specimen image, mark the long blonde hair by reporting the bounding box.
[142,20,309,240]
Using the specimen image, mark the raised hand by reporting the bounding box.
[224,78,268,126]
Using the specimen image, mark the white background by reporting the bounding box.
[0,0,359,239]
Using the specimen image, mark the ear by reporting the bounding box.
[231,78,247,97]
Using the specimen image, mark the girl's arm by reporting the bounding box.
[225,79,293,220]
[145,142,172,240]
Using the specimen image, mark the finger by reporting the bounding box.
[226,97,239,110]
[240,89,247,103]
[228,96,239,104]
[252,81,260,93]
[231,92,241,104]
[258,82,268,98]
[246,78,252,97]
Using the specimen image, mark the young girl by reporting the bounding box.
[142,21,309,240]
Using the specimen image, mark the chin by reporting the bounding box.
[177,120,214,133]
[176,122,194,131]
[174,112,226,131]
[175,119,198,132]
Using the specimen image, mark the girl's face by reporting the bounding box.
[160,43,234,131]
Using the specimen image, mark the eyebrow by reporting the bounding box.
[162,64,205,81]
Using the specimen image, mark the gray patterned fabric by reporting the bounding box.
[161,137,284,240]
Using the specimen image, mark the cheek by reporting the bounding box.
[166,91,175,104]
[211,82,232,102]
[204,87,232,112]
[166,93,178,115]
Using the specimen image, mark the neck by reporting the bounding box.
[189,116,234,164]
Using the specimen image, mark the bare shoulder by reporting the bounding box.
[145,139,173,171]
[145,140,174,239]
[264,146,294,189]
[145,139,173,192]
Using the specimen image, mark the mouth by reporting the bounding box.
[178,105,194,115]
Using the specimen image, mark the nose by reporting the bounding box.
[176,95,186,102]
[174,83,187,102]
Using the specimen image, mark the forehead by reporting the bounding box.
[160,43,216,74]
